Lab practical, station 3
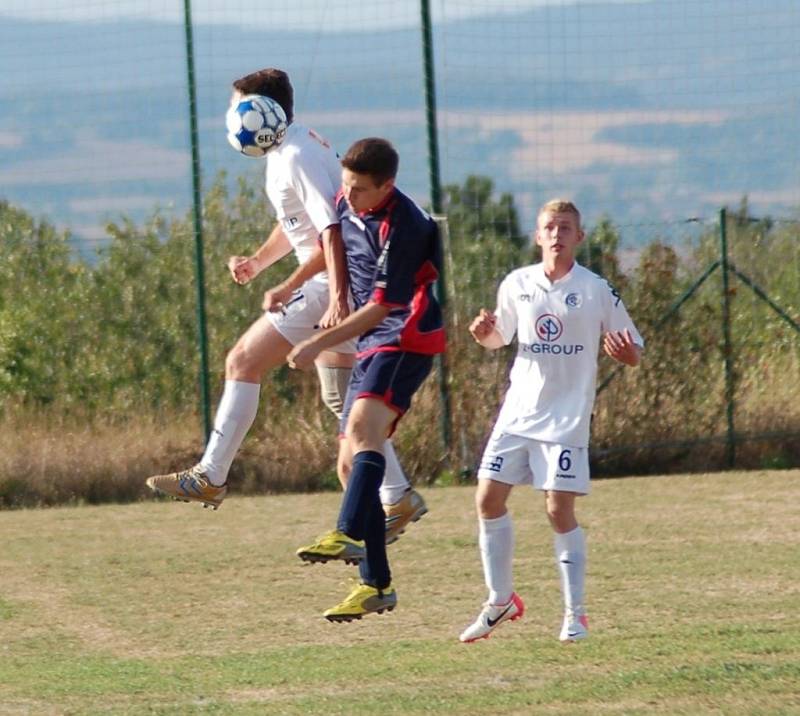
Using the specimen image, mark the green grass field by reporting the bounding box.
[2,471,799,715]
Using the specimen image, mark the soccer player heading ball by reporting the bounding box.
[459,199,644,644]
[146,70,426,547]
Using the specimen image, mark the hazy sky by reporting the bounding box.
[3,0,795,236]
[0,0,645,31]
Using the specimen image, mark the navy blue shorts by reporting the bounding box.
[339,351,434,437]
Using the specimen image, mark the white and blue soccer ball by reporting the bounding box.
[225,94,288,157]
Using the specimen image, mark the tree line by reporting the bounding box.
[1,178,798,505]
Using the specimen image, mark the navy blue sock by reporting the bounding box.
[336,450,391,589]
[358,488,391,590]
[337,450,385,540]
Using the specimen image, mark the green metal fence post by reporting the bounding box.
[596,259,721,395]
[729,265,800,335]
[420,0,453,460]
[719,208,735,467]
[183,0,212,440]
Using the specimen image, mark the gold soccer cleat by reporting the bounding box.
[384,488,429,545]
[145,465,227,510]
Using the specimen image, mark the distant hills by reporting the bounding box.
[1,0,798,247]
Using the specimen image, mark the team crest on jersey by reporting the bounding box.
[535,314,563,342]
[565,292,582,308]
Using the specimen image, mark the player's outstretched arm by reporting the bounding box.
[287,302,391,370]
[603,329,642,366]
[318,224,350,328]
[228,223,293,285]
[469,308,505,349]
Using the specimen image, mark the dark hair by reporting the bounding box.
[232,68,294,123]
[341,138,399,187]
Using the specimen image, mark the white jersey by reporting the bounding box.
[492,262,643,448]
[264,123,341,267]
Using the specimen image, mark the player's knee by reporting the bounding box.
[226,342,263,382]
[475,485,506,520]
[346,420,368,451]
[224,345,243,377]
[546,501,576,532]
[346,399,393,453]
[346,420,384,455]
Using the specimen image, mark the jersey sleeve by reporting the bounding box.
[493,274,518,345]
[601,279,645,347]
[287,148,340,235]
[372,208,435,307]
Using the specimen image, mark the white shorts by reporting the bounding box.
[477,431,590,495]
[265,276,357,353]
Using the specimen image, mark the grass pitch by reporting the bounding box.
[1,470,799,714]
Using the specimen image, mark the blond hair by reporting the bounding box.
[537,199,581,227]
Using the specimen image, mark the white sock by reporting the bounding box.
[315,365,351,420]
[199,380,260,486]
[479,512,514,605]
[553,526,586,612]
[379,440,410,505]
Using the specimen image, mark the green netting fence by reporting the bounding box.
[1,0,799,479]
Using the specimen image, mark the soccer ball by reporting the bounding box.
[225,94,288,157]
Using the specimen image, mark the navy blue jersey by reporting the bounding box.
[337,187,446,356]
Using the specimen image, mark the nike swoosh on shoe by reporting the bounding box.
[487,602,514,627]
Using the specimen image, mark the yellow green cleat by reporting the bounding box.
[323,582,397,622]
[296,529,365,565]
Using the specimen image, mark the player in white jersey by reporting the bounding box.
[146,69,425,544]
[459,199,643,644]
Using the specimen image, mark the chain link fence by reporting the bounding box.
[1,1,799,483]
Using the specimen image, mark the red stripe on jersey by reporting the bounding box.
[356,345,400,359]
[378,199,396,245]
[371,287,406,307]
[379,216,391,244]
[396,278,446,354]
[367,260,445,355]
[414,258,439,286]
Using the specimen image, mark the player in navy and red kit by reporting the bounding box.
[145,69,426,544]
[288,138,445,621]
